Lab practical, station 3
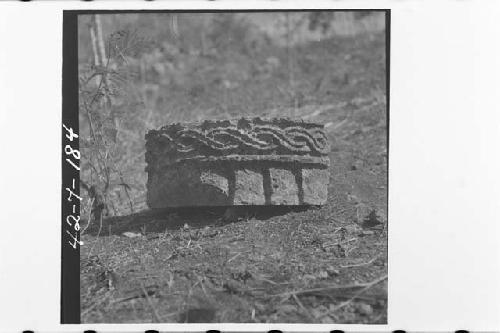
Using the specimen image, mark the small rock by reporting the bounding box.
[318,270,329,279]
[122,231,142,238]
[326,266,340,276]
[357,303,373,316]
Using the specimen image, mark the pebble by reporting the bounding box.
[122,231,142,238]
[358,303,373,316]
[318,270,329,279]
[326,266,340,276]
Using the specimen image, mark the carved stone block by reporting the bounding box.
[145,117,330,208]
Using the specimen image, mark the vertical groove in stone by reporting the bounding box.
[227,166,236,205]
[295,167,304,205]
[262,167,272,205]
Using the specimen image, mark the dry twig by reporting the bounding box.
[330,274,387,313]
[271,274,387,298]
[140,282,162,322]
[292,293,314,321]
[341,254,380,268]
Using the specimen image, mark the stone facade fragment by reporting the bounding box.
[145,117,330,207]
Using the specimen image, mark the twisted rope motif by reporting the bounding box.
[153,123,329,156]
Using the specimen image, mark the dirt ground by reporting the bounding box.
[80,30,387,324]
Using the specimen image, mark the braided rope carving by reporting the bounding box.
[146,118,330,159]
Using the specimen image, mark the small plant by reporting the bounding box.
[80,15,153,227]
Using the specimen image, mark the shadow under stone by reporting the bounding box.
[83,205,315,237]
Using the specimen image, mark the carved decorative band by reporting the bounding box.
[146,118,330,158]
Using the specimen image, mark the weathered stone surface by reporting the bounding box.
[234,168,265,205]
[147,164,231,207]
[302,168,329,205]
[145,117,330,208]
[269,168,299,205]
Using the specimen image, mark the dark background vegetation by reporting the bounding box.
[79,11,388,324]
